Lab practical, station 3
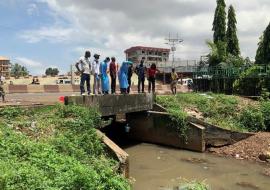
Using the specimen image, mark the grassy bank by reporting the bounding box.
[0,105,130,190]
[157,93,270,132]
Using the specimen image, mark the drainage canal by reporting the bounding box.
[102,121,270,190]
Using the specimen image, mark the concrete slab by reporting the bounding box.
[65,93,154,116]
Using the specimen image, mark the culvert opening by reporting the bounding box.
[100,121,140,148]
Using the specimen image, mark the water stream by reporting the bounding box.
[102,123,270,190]
[124,143,270,190]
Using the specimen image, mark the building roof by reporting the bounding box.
[124,46,170,53]
[0,56,9,61]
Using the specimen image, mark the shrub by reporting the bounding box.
[260,101,270,131]
[239,106,266,132]
[179,180,210,190]
[0,107,22,120]
[0,105,130,190]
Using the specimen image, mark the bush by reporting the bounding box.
[0,105,130,190]
[179,180,210,190]
[239,106,266,132]
[260,101,270,131]
[0,107,22,120]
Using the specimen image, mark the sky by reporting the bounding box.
[0,0,270,75]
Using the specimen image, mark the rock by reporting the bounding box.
[259,151,270,162]
[262,168,270,177]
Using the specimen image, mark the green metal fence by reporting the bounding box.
[192,64,270,96]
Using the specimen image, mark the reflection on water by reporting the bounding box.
[124,143,270,190]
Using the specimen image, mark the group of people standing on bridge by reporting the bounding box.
[75,50,160,95]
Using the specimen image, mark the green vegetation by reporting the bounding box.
[226,5,240,56]
[233,65,270,96]
[45,67,60,76]
[210,1,242,68]
[157,93,270,132]
[0,105,130,190]
[212,0,226,44]
[179,180,210,190]
[10,63,29,78]
[155,95,188,139]
[255,22,270,65]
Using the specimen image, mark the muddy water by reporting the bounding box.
[124,143,270,190]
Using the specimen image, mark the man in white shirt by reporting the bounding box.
[92,54,101,94]
[75,50,91,95]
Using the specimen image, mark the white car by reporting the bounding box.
[179,78,193,86]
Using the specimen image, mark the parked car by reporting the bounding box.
[179,78,193,86]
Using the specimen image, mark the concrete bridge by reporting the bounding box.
[64,93,253,153]
[64,93,154,117]
[64,93,254,177]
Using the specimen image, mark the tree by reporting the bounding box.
[226,5,240,56]
[213,0,227,44]
[255,36,264,64]
[45,67,59,76]
[10,63,29,78]
[207,40,227,67]
[255,23,270,65]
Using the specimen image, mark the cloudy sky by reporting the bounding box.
[0,0,269,75]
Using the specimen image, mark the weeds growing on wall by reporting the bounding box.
[0,105,130,190]
[157,93,270,132]
[156,96,189,140]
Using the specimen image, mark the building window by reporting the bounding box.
[142,51,145,54]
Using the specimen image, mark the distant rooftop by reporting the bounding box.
[0,56,9,61]
[124,46,170,53]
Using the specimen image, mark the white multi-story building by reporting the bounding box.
[124,46,170,67]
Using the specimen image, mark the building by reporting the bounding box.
[124,46,170,67]
[0,56,11,78]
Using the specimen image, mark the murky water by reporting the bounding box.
[124,143,270,190]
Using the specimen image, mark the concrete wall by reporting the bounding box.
[126,111,205,152]
[2,84,179,94]
[96,130,129,177]
[187,116,254,147]
[65,93,154,117]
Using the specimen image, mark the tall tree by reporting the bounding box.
[255,23,270,64]
[255,36,264,64]
[10,63,29,78]
[226,5,240,56]
[213,0,227,44]
[45,67,59,76]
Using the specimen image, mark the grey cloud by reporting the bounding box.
[34,0,270,60]
[57,0,215,19]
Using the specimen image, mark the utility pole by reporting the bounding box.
[70,64,74,85]
[165,33,184,69]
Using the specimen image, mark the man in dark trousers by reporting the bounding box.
[75,50,91,95]
[0,79,5,102]
[109,57,118,94]
[135,57,147,93]
[127,62,133,94]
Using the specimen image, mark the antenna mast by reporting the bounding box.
[165,33,183,68]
